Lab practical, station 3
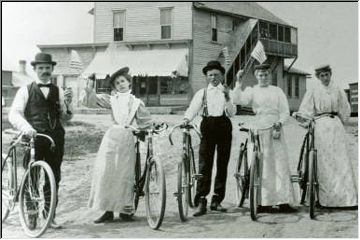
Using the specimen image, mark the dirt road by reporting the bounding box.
[2,114,358,238]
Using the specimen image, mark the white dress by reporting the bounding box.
[233,85,297,206]
[81,90,152,213]
[298,81,357,207]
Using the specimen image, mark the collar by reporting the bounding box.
[207,83,224,91]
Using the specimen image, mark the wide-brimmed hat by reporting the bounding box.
[31,53,57,66]
[108,67,130,86]
[202,61,225,75]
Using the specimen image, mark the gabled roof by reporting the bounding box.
[194,2,291,27]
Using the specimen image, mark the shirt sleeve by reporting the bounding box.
[135,101,152,128]
[232,85,253,106]
[225,91,237,117]
[8,86,34,132]
[59,87,73,121]
[298,89,316,118]
[184,89,204,121]
[277,88,290,125]
[338,88,351,122]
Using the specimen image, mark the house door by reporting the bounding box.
[135,77,160,106]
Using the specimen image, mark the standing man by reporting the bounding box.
[9,52,73,228]
[183,61,236,217]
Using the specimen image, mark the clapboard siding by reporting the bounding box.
[94,2,192,43]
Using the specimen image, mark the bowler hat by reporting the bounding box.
[31,53,57,66]
[315,64,332,74]
[202,61,225,75]
[254,64,270,71]
[109,67,130,86]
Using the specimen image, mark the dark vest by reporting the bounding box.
[24,82,63,133]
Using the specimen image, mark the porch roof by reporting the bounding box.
[82,47,189,79]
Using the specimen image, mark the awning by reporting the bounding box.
[82,47,189,79]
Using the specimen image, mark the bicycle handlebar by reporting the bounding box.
[168,123,201,146]
[292,112,338,129]
[6,130,55,148]
[238,122,274,132]
[125,123,168,135]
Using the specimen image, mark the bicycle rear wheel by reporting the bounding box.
[18,161,56,238]
[145,158,166,230]
[249,153,260,221]
[188,147,197,208]
[235,147,248,207]
[297,135,308,205]
[2,153,14,222]
[177,159,189,221]
[308,150,317,219]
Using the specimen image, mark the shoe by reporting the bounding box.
[28,214,38,230]
[278,204,297,213]
[257,205,274,213]
[94,211,114,224]
[49,219,62,229]
[210,201,227,212]
[193,198,207,217]
[120,213,134,222]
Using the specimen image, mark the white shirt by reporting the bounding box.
[184,83,236,121]
[8,77,73,133]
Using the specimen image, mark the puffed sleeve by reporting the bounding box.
[338,88,351,122]
[135,101,152,129]
[277,88,290,125]
[298,89,316,118]
[79,89,111,109]
[232,85,253,106]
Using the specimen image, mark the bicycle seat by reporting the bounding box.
[239,128,249,133]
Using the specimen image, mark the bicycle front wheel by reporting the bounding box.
[177,158,189,222]
[188,147,197,208]
[249,153,260,221]
[19,161,56,238]
[308,150,317,219]
[2,153,14,222]
[145,158,166,230]
[235,147,248,207]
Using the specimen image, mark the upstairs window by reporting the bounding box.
[211,14,218,42]
[284,27,291,43]
[278,26,284,42]
[160,8,172,39]
[113,11,125,41]
[269,24,278,40]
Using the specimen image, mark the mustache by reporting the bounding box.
[41,72,51,76]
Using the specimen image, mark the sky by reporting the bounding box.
[2,2,358,89]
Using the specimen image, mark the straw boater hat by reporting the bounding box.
[108,67,130,86]
[30,53,57,66]
[254,63,270,72]
[202,61,225,75]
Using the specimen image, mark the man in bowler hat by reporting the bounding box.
[183,60,236,216]
[9,52,74,229]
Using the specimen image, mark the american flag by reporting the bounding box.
[70,50,83,72]
[251,41,267,64]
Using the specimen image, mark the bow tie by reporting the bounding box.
[38,83,51,88]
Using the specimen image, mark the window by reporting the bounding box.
[284,27,291,42]
[160,8,172,39]
[291,28,297,44]
[269,24,277,40]
[113,11,125,41]
[294,76,299,98]
[272,72,277,86]
[259,21,269,38]
[287,75,292,97]
[278,26,284,42]
[211,15,217,42]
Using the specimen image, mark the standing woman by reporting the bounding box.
[233,64,297,212]
[80,67,152,223]
[294,65,357,207]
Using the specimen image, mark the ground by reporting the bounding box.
[1,114,358,238]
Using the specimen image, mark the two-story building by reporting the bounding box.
[39,2,306,110]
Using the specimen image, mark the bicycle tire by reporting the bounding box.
[297,136,308,205]
[2,153,14,222]
[235,147,248,207]
[308,149,317,219]
[249,153,260,221]
[177,159,189,222]
[188,146,197,208]
[133,153,141,212]
[145,158,166,230]
[18,161,56,238]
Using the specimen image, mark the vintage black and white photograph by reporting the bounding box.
[1,1,358,238]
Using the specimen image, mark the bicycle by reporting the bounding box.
[292,112,337,219]
[234,123,274,221]
[168,123,202,222]
[126,123,167,230]
[2,130,57,238]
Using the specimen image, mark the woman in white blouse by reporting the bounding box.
[233,64,297,213]
[294,65,357,207]
[80,68,152,223]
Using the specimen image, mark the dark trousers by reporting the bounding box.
[195,115,232,204]
[24,128,65,216]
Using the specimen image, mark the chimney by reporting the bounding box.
[19,60,26,74]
